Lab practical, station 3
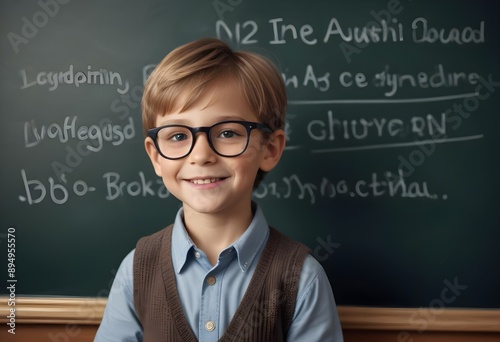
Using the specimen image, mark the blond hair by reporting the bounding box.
[142,38,286,136]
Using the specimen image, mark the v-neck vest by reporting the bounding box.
[133,225,310,341]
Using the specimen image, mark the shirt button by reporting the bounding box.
[194,251,201,259]
[207,276,216,286]
[205,321,215,332]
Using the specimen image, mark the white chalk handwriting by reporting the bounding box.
[18,170,169,205]
[254,170,444,205]
[20,64,129,94]
[24,116,136,151]
[18,169,444,205]
[216,17,485,46]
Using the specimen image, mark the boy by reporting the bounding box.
[95,38,343,341]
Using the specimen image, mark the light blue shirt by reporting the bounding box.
[95,203,343,341]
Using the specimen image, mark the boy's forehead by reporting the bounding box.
[155,81,256,125]
[164,80,250,115]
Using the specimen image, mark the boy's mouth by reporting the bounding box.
[189,178,225,185]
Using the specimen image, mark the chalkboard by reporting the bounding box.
[1,0,499,309]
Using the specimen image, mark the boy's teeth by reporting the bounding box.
[191,178,220,184]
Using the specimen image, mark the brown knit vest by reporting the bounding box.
[133,225,310,342]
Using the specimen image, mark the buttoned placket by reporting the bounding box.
[195,247,235,342]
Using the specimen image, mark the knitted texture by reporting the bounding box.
[134,225,310,342]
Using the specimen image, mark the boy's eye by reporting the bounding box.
[170,133,188,141]
[218,130,239,139]
[157,126,191,143]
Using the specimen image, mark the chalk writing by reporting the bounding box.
[412,17,484,44]
[216,20,258,45]
[282,64,485,97]
[20,65,129,94]
[24,116,136,151]
[254,170,442,204]
[269,18,318,45]
[17,168,445,205]
[103,172,168,200]
[373,65,481,97]
[216,17,485,46]
[18,170,169,205]
[281,65,331,92]
[322,18,403,44]
[307,111,447,142]
[19,169,96,205]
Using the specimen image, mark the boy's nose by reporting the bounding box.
[188,133,217,164]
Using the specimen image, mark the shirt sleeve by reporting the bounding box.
[287,255,344,341]
[94,249,144,342]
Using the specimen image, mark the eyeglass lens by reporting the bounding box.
[155,122,250,158]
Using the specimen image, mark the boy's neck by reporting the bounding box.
[182,203,254,265]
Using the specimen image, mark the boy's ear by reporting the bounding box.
[145,137,163,177]
[259,129,286,172]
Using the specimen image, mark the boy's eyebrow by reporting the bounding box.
[156,117,190,126]
[156,114,254,127]
[214,114,253,122]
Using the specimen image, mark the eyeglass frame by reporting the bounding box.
[147,120,274,160]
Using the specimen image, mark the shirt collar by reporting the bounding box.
[171,208,195,273]
[171,201,270,273]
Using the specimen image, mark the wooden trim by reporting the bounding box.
[0,297,106,325]
[1,297,499,332]
[338,306,500,332]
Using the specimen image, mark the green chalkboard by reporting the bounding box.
[1,0,499,308]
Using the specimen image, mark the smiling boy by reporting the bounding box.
[95,38,343,341]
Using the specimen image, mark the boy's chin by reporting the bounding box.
[182,198,247,216]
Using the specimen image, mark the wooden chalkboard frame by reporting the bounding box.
[1,297,500,332]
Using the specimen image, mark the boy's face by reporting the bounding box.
[145,80,285,217]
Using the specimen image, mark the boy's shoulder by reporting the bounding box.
[134,225,174,263]
[138,225,173,243]
[266,227,311,273]
[268,227,327,282]
[269,226,310,253]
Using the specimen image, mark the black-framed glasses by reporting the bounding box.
[147,120,273,160]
